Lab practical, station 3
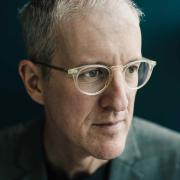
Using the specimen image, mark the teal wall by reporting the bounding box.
[134,0,180,131]
[1,0,180,131]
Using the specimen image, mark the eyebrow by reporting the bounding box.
[73,61,108,67]
[72,58,142,68]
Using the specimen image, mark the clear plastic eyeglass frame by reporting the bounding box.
[32,58,157,96]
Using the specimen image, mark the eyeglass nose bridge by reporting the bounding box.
[110,65,124,71]
[107,65,126,88]
[108,65,125,80]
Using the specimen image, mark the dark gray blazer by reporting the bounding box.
[0,117,180,180]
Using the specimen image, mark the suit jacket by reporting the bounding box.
[0,117,180,180]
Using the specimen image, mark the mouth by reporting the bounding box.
[92,120,126,133]
[93,120,124,127]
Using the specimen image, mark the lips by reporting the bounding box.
[92,120,126,135]
[92,120,125,127]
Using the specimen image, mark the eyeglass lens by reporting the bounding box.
[76,61,152,94]
[77,67,109,93]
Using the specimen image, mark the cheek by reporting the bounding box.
[44,79,97,132]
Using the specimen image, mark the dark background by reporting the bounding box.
[0,0,180,131]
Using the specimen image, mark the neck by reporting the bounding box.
[43,121,107,178]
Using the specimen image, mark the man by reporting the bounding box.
[0,0,180,179]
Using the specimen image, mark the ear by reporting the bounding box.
[18,60,45,105]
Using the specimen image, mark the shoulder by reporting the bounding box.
[133,117,180,152]
[132,117,180,178]
[0,123,26,158]
[0,120,45,178]
[0,121,39,165]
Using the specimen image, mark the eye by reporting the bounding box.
[127,65,139,74]
[79,68,104,78]
[78,67,108,83]
[83,69,101,77]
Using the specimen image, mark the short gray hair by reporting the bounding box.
[19,0,143,77]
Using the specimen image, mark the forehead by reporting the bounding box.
[54,1,141,67]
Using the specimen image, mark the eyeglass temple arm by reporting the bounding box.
[31,61,68,73]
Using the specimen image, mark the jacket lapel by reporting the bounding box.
[109,122,143,180]
[16,120,48,180]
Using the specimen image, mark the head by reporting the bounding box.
[19,0,143,78]
[19,0,145,160]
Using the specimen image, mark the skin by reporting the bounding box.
[19,1,142,178]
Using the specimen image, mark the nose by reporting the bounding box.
[99,71,128,112]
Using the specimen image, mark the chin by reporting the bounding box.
[89,137,127,160]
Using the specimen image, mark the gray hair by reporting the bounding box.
[19,0,143,77]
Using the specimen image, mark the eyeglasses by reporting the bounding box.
[32,58,156,95]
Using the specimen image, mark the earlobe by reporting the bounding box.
[18,60,45,105]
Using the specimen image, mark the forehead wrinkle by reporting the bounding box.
[54,2,141,67]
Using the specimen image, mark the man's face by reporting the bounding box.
[42,3,142,160]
